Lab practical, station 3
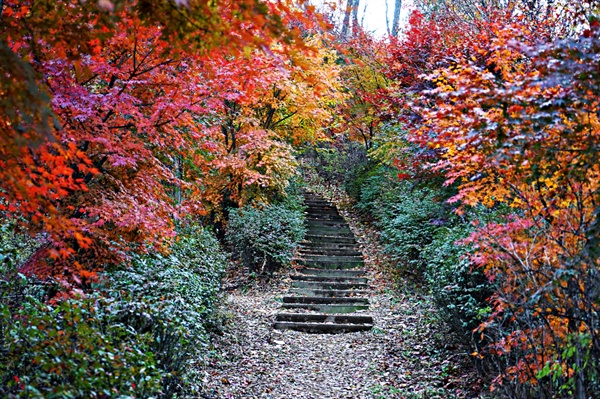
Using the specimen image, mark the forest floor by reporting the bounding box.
[197,189,489,399]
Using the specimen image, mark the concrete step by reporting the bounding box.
[292,280,368,290]
[305,208,340,215]
[305,213,344,220]
[299,248,362,257]
[272,191,373,334]
[307,224,350,231]
[296,259,364,269]
[299,255,363,262]
[283,296,369,305]
[302,242,360,250]
[304,200,335,206]
[273,321,373,333]
[306,219,348,226]
[305,213,342,219]
[290,288,370,297]
[304,234,356,244]
[307,231,354,239]
[275,313,373,324]
[305,204,337,210]
[281,303,369,313]
[291,275,368,284]
[299,268,365,277]
[308,225,353,233]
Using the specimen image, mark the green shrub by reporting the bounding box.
[227,202,305,274]
[423,223,493,337]
[351,165,496,340]
[0,223,227,398]
[0,217,40,272]
[0,295,161,398]
[104,224,226,397]
[366,178,449,272]
[0,218,52,308]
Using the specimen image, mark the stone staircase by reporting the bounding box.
[273,192,373,334]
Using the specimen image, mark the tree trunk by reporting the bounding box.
[341,0,353,38]
[391,0,402,37]
[351,0,360,34]
[385,0,392,36]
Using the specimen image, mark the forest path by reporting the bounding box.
[198,190,484,399]
[273,191,373,333]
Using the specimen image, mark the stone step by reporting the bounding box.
[299,248,362,257]
[305,208,339,214]
[296,259,364,269]
[306,225,354,233]
[275,313,373,324]
[308,225,353,232]
[273,321,373,333]
[304,204,335,210]
[272,191,373,334]
[281,303,369,313]
[301,248,361,255]
[306,219,348,226]
[292,280,368,290]
[299,268,365,277]
[283,296,369,305]
[305,212,341,219]
[304,235,357,244]
[298,255,363,262]
[305,204,337,209]
[305,212,344,219]
[307,229,354,238]
[291,275,368,284]
[302,242,360,250]
[290,288,370,297]
[304,200,335,206]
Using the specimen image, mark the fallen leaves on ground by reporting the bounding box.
[195,183,490,399]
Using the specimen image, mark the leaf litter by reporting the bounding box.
[196,186,490,399]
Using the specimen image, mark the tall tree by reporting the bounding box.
[341,0,360,37]
[351,0,361,34]
[0,0,327,282]
[391,0,402,36]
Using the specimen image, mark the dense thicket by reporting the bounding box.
[1,221,226,397]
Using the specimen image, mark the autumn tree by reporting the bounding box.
[374,0,600,396]
[0,0,326,282]
[335,34,390,151]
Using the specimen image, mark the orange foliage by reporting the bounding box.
[0,0,338,282]
[377,0,600,395]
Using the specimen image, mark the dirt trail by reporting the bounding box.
[198,193,485,399]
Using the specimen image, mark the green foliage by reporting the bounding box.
[0,217,50,306]
[0,217,40,272]
[376,185,445,269]
[356,166,449,270]
[300,140,369,196]
[0,295,161,398]
[0,222,226,398]
[423,222,493,337]
[106,223,226,397]
[353,165,495,339]
[227,200,306,274]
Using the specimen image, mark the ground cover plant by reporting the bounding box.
[0,221,227,398]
